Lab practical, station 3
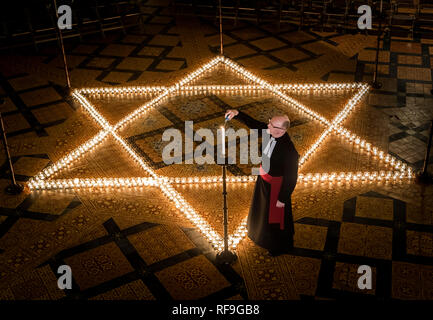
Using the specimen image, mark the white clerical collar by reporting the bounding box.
[263,137,277,158]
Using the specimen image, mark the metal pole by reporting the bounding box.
[416,120,433,184]
[215,121,237,265]
[421,120,433,175]
[53,0,72,90]
[0,100,24,195]
[218,0,224,55]
[222,163,229,252]
[372,0,383,89]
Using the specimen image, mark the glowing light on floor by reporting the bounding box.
[28,55,414,251]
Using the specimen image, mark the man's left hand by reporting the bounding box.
[276,200,285,208]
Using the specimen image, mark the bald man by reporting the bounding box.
[225,109,299,256]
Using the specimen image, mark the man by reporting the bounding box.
[225,109,299,256]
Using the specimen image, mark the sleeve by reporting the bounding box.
[235,110,267,130]
[278,149,299,203]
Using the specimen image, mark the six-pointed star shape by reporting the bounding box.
[28,56,413,251]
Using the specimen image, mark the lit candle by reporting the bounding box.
[221,126,225,157]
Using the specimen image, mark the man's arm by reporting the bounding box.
[236,111,267,130]
[278,150,299,204]
[225,109,267,130]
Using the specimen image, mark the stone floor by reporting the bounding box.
[0,1,432,300]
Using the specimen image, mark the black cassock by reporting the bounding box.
[236,111,299,252]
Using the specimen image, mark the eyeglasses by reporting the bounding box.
[268,119,285,130]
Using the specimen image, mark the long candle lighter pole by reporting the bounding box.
[216,121,237,265]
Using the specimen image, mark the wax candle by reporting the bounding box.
[221,126,225,157]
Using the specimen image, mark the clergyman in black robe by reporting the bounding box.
[225,109,299,256]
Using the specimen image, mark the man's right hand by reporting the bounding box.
[225,109,239,121]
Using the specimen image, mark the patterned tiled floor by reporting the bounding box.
[0,2,432,300]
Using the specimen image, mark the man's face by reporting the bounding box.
[267,116,286,138]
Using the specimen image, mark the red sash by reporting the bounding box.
[259,166,284,230]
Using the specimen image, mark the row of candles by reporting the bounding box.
[78,83,365,95]
[76,82,407,177]
[71,58,226,250]
[217,58,411,176]
[28,171,413,190]
[28,55,414,251]
[74,58,392,179]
